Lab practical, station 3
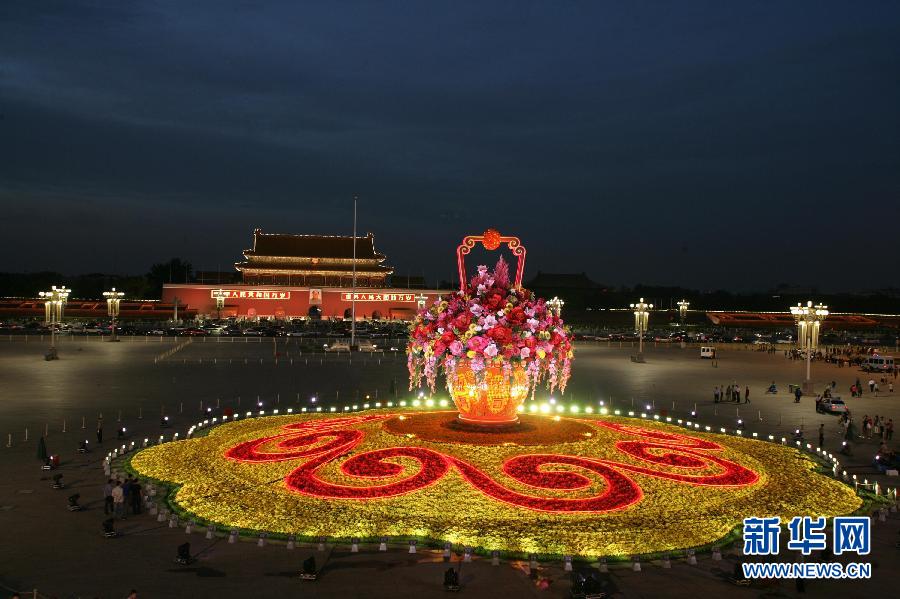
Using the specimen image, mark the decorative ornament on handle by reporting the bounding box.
[457,229,527,292]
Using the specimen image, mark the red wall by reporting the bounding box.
[161,284,446,320]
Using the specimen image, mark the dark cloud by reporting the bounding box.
[1,1,898,291]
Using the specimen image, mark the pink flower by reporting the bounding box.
[449,340,464,356]
[484,343,498,358]
[467,336,488,353]
[519,347,531,359]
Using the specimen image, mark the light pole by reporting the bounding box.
[790,301,828,393]
[548,296,565,318]
[103,287,124,342]
[630,297,652,357]
[172,296,181,325]
[212,289,226,321]
[38,285,71,359]
[677,299,689,325]
[415,293,427,311]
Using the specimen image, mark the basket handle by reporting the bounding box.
[456,230,526,292]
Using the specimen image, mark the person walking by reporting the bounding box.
[744,385,751,404]
[818,423,825,448]
[874,382,879,397]
[111,481,124,519]
[103,479,113,515]
[868,379,875,393]
[890,381,894,394]
[96,421,103,445]
[886,419,894,441]
[714,386,720,403]
[131,478,142,515]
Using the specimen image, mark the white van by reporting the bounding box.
[862,355,894,372]
[700,346,716,359]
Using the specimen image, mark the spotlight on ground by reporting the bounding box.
[67,494,82,511]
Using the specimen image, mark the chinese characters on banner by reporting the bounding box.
[743,516,870,556]
[341,293,416,302]
[210,290,291,300]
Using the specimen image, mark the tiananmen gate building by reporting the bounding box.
[162,229,445,320]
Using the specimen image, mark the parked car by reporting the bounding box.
[816,397,847,414]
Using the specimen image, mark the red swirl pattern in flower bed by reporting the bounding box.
[224,415,759,513]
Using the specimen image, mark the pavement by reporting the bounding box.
[1,337,898,598]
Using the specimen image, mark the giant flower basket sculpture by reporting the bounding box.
[407,230,574,426]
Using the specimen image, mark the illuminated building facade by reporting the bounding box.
[236,229,393,287]
[162,229,443,320]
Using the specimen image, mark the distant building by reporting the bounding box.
[235,229,393,287]
[162,229,442,320]
[525,272,602,311]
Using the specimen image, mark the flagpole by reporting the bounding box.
[351,194,358,349]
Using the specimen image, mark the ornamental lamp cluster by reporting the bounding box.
[677,299,689,324]
[630,298,653,355]
[790,300,829,390]
[212,288,227,319]
[548,296,564,317]
[39,285,71,356]
[39,285,71,325]
[103,287,125,342]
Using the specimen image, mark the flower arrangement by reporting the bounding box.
[128,412,863,557]
[407,257,574,402]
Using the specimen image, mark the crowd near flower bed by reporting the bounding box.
[129,411,862,558]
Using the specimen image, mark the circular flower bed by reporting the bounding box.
[129,411,861,557]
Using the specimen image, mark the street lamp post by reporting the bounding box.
[548,296,565,318]
[630,297,652,357]
[103,287,125,342]
[677,299,689,325]
[38,285,71,359]
[415,293,427,311]
[790,301,828,393]
[212,289,226,321]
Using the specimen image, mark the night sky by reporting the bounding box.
[1,1,898,291]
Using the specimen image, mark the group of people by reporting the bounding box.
[848,376,895,397]
[859,414,894,441]
[714,383,750,404]
[103,477,143,519]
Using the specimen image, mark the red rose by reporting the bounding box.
[440,330,455,344]
[452,312,471,330]
[486,293,504,310]
[488,326,513,346]
[506,306,526,325]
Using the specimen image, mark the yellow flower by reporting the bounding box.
[466,350,476,359]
